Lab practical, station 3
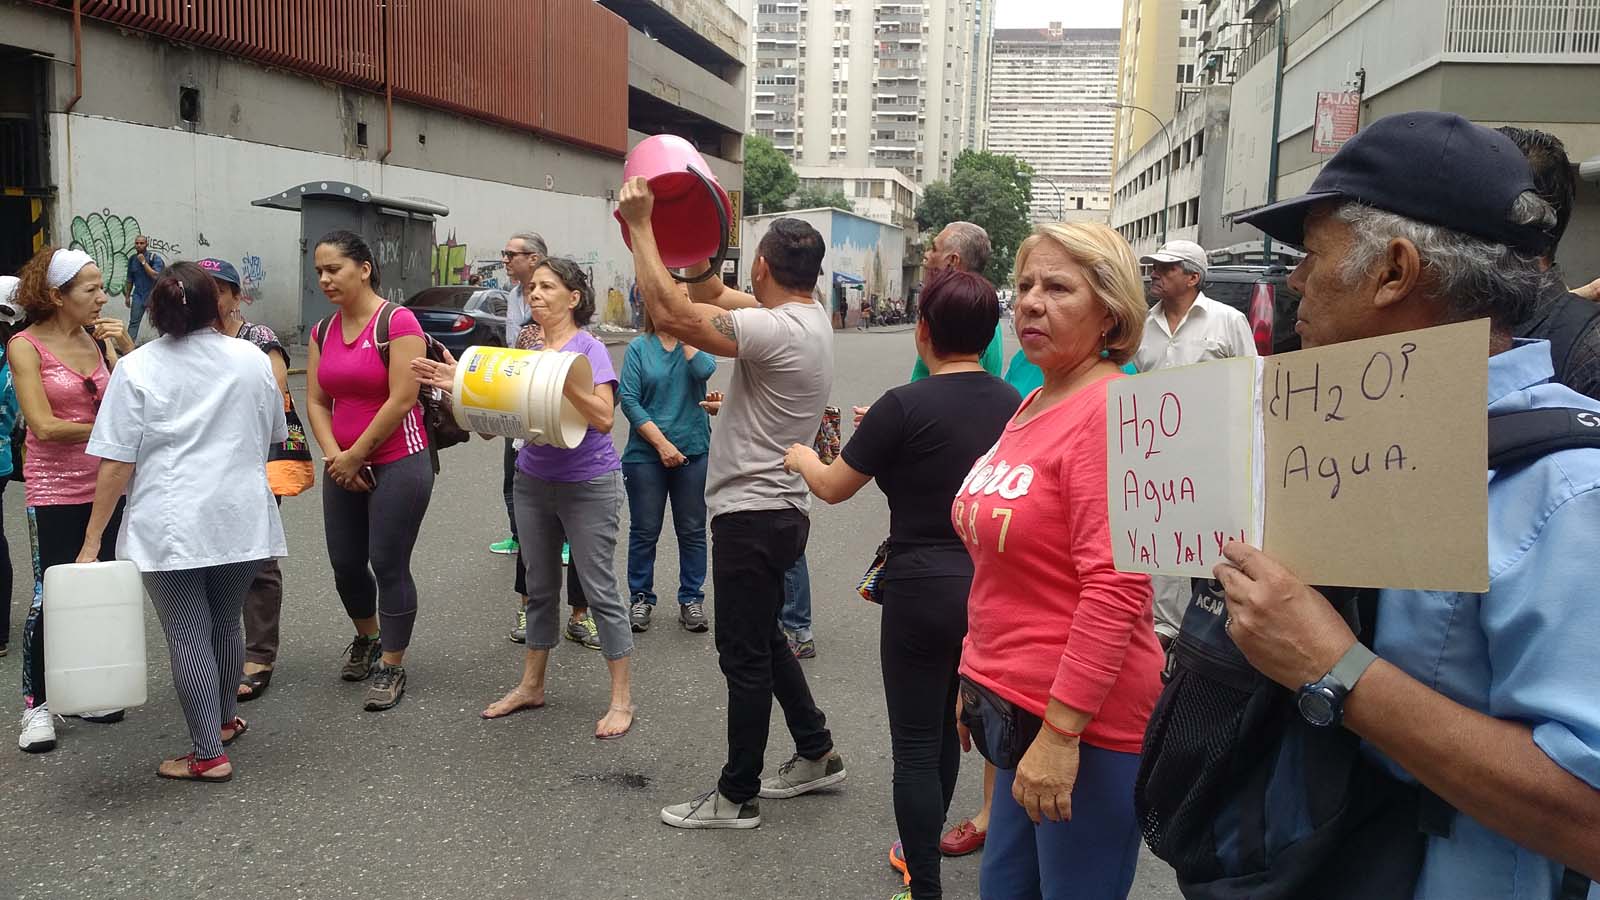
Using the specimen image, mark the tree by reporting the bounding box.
[915,151,1035,284]
[743,134,798,216]
[789,185,854,213]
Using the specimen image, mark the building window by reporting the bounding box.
[1194,132,1204,157]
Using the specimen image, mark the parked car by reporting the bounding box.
[403,286,509,355]
[1143,265,1302,355]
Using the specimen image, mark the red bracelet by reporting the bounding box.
[1042,719,1082,740]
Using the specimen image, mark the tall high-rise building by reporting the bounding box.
[1112,0,1205,169]
[750,0,991,183]
[985,24,1120,222]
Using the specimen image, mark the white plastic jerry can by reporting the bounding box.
[42,560,148,716]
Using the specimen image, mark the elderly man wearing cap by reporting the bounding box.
[1132,239,1257,645]
[1140,111,1600,898]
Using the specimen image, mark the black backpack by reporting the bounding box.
[1136,408,1600,900]
[312,302,471,474]
[1519,290,1600,399]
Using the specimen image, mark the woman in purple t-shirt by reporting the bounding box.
[416,258,634,740]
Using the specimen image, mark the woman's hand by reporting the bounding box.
[410,355,456,393]
[1013,728,1080,824]
[700,390,723,416]
[324,450,370,493]
[852,405,870,427]
[92,317,133,354]
[955,691,972,753]
[783,443,818,474]
[658,442,687,468]
[75,534,102,565]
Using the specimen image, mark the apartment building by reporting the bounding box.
[985,24,1120,222]
[750,0,991,183]
[1223,0,1600,279]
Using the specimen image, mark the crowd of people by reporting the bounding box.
[2,109,1600,900]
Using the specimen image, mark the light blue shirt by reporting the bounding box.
[1369,340,1600,900]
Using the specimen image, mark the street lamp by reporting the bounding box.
[1017,168,1066,221]
[1107,102,1175,245]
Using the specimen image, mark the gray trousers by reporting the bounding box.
[513,469,632,660]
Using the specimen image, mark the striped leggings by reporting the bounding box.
[143,561,264,759]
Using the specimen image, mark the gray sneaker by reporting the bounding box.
[679,602,709,633]
[509,605,527,644]
[630,597,653,633]
[341,634,382,682]
[363,664,406,711]
[759,751,847,799]
[660,789,761,830]
[564,616,602,651]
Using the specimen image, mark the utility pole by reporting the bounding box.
[1263,1,1289,264]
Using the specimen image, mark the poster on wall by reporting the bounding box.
[1313,91,1361,154]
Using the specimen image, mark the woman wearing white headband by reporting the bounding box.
[10,246,134,754]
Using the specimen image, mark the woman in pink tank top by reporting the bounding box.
[304,230,434,714]
[10,246,135,754]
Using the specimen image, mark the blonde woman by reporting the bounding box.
[953,223,1161,899]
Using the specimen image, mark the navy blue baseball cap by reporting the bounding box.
[1236,111,1546,252]
[198,257,241,287]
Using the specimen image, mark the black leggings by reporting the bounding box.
[322,450,434,654]
[0,481,11,646]
[880,574,971,900]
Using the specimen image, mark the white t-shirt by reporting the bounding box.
[705,300,834,520]
[87,330,288,571]
[1132,292,1258,373]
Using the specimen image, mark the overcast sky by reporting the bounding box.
[994,0,1121,29]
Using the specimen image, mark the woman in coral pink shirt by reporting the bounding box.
[305,230,433,714]
[954,223,1162,900]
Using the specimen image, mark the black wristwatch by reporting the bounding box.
[1296,642,1378,728]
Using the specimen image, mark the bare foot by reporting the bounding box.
[482,686,546,719]
[595,703,634,740]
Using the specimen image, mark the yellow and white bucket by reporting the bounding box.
[451,346,593,449]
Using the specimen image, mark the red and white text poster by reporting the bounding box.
[1313,91,1361,154]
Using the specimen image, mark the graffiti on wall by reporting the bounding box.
[432,232,471,285]
[68,211,141,296]
[240,254,266,303]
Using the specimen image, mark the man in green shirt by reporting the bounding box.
[909,222,1004,380]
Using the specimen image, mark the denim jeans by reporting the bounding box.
[129,295,147,343]
[780,552,812,641]
[621,455,708,606]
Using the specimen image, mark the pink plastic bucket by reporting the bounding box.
[616,135,733,277]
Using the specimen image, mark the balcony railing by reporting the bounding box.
[1444,0,1600,57]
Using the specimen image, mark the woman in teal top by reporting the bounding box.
[0,276,22,655]
[618,308,718,634]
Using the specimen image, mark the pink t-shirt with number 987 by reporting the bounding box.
[315,306,429,466]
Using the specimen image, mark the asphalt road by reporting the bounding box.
[0,327,1181,900]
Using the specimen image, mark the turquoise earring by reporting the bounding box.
[1099,333,1110,359]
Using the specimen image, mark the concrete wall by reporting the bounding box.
[629,28,747,134]
[52,115,646,339]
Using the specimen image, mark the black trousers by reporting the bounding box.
[881,574,970,900]
[712,508,832,804]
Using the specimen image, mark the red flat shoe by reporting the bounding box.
[939,819,987,857]
[157,752,233,782]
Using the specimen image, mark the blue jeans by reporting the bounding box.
[621,455,707,606]
[980,746,1143,900]
[129,294,147,342]
[780,552,811,640]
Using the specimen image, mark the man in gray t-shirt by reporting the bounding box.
[620,179,845,830]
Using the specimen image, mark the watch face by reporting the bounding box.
[1298,689,1338,727]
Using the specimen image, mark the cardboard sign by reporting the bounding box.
[1108,320,1489,591]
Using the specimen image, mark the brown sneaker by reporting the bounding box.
[363,664,406,711]
[341,634,382,682]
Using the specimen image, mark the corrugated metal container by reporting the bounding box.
[34,0,624,154]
